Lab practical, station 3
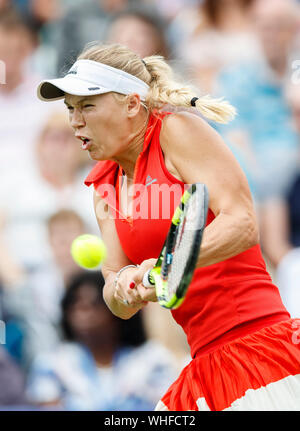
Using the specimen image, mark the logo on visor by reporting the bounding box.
[88,87,100,91]
[67,65,78,75]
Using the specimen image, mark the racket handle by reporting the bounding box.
[142,269,155,288]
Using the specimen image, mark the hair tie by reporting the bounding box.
[191,97,199,107]
[142,59,147,67]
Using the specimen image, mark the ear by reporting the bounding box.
[126,94,142,118]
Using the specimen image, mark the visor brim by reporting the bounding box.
[37,76,111,102]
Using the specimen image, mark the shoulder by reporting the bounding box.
[158,111,252,201]
[160,111,228,160]
[162,111,223,142]
[161,111,210,136]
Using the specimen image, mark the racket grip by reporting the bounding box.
[142,269,155,288]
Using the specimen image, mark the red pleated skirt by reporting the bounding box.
[156,319,300,411]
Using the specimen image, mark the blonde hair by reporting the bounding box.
[78,43,236,124]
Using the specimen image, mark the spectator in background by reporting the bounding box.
[47,210,86,286]
[26,272,179,411]
[0,0,10,12]
[149,0,198,23]
[106,7,169,59]
[175,0,260,93]
[28,0,61,26]
[1,209,88,369]
[0,110,97,271]
[52,0,138,75]
[24,0,64,77]
[260,83,300,318]
[7,210,87,369]
[216,0,300,206]
[0,294,24,365]
[0,213,26,365]
[0,7,57,175]
[0,346,27,408]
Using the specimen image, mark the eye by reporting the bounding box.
[66,106,74,112]
[83,104,94,109]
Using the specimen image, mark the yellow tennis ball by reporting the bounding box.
[71,234,107,269]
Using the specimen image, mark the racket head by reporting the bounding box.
[154,183,209,309]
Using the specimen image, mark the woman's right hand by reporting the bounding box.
[113,266,147,309]
[113,259,158,308]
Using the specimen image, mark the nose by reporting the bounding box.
[70,108,85,129]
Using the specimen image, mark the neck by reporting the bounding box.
[112,109,150,179]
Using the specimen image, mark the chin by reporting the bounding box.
[92,152,110,162]
[88,150,102,161]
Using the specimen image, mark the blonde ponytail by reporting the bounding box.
[78,43,236,124]
[143,55,236,124]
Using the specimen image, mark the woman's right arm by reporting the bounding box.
[93,191,148,319]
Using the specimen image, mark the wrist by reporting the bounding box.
[114,264,139,287]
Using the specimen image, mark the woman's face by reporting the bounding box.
[65,92,131,161]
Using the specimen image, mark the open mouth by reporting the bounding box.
[78,137,92,150]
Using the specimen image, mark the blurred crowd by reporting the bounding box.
[0,0,299,411]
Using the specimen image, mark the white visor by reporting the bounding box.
[37,59,149,102]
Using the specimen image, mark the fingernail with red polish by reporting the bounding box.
[129,281,136,289]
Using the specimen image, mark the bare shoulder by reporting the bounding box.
[162,110,209,131]
[161,111,226,158]
[160,112,253,216]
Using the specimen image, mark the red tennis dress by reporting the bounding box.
[85,112,300,411]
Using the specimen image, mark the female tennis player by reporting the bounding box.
[37,43,300,411]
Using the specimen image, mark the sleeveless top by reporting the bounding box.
[85,112,290,358]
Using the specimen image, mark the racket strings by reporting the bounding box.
[167,193,201,296]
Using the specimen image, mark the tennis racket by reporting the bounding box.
[142,183,209,309]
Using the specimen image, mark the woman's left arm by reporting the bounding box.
[161,112,259,268]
